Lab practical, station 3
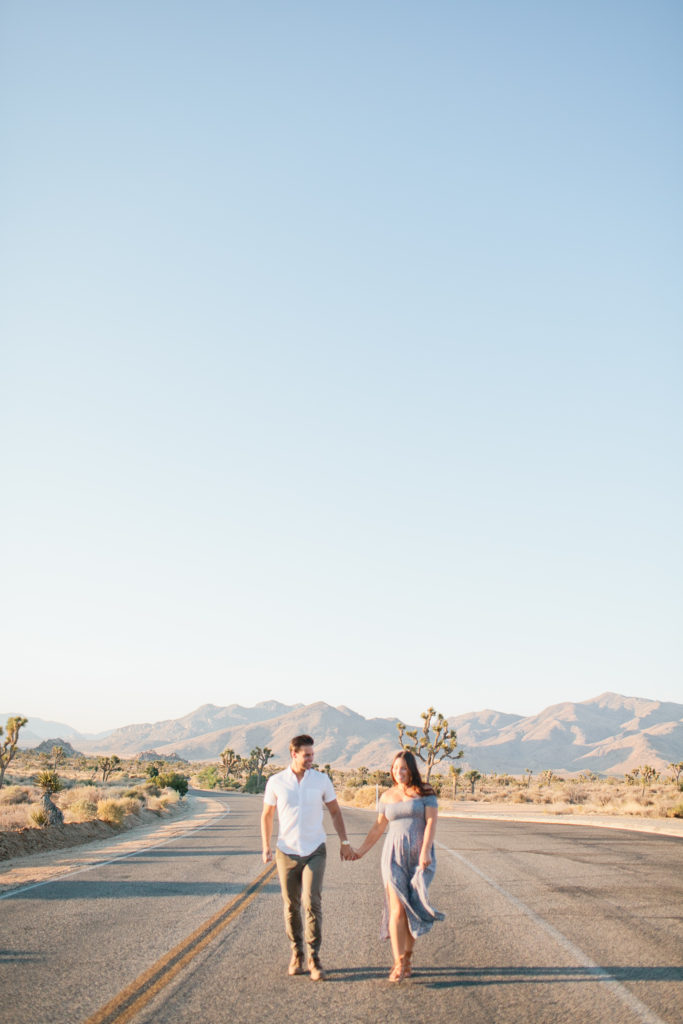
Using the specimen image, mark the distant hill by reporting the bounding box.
[448,692,683,776]
[76,700,402,766]
[33,738,83,758]
[4,692,681,774]
[74,700,302,757]
[1,714,99,749]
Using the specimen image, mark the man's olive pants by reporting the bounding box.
[275,842,327,958]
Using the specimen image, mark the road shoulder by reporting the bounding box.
[0,790,230,897]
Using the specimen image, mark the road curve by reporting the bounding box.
[1,792,680,1024]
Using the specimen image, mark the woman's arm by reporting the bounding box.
[355,811,388,857]
[419,805,438,869]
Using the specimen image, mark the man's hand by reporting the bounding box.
[262,847,274,864]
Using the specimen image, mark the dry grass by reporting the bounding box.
[436,775,682,819]
[97,799,127,825]
[0,779,182,833]
[146,789,180,814]
[334,773,683,820]
[0,803,34,830]
[0,785,36,806]
[341,785,390,808]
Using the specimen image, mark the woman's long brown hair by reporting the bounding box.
[391,750,435,796]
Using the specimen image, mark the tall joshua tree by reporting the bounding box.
[0,716,28,789]
[249,746,274,785]
[397,707,464,783]
[220,747,242,784]
[97,755,121,782]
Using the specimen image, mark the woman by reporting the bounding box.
[354,750,444,981]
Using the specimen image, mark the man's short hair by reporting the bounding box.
[290,734,314,752]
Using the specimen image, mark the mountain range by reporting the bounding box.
[6,691,682,775]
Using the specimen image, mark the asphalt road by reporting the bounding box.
[1,791,681,1024]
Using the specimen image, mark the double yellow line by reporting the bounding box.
[85,861,277,1024]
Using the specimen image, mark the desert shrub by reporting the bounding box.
[97,799,126,825]
[65,798,98,822]
[243,773,265,794]
[158,772,188,797]
[122,788,144,799]
[30,806,49,826]
[147,789,179,814]
[667,802,683,818]
[58,785,103,811]
[340,785,383,809]
[0,803,33,829]
[511,791,531,803]
[0,785,33,806]
[117,796,142,817]
[563,785,588,805]
[196,765,221,789]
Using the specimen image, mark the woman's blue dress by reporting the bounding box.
[379,794,445,939]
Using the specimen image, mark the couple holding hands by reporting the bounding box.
[261,734,444,983]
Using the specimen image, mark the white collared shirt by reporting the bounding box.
[263,766,336,856]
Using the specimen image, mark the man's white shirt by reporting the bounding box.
[263,766,336,856]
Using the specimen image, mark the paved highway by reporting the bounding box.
[1,791,681,1024]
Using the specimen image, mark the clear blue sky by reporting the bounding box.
[2,1,682,734]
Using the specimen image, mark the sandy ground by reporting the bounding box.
[438,799,683,837]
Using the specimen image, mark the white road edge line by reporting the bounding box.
[438,843,669,1024]
[0,806,231,902]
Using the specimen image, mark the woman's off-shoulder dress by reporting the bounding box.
[379,794,445,939]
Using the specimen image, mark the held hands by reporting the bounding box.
[340,842,360,861]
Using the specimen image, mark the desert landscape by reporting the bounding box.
[1,691,682,863]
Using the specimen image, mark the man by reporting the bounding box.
[261,734,356,980]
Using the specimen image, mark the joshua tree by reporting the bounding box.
[248,746,273,786]
[220,747,243,784]
[525,768,534,789]
[465,769,482,795]
[668,762,683,785]
[370,768,391,787]
[0,716,28,788]
[397,707,464,782]
[51,745,65,771]
[35,770,64,825]
[97,755,122,782]
[449,764,463,799]
[637,764,658,795]
[540,769,555,787]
